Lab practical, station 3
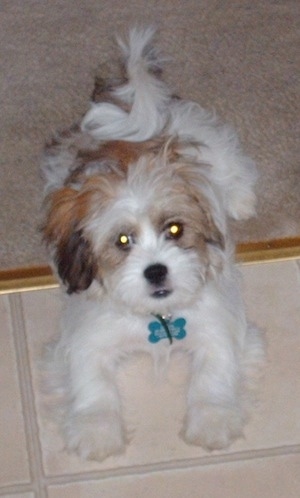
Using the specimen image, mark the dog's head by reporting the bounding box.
[42,136,225,314]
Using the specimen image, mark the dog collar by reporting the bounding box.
[148,314,187,345]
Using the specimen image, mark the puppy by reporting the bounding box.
[41,27,264,461]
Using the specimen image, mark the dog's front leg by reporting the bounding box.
[182,345,245,451]
[64,352,126,461]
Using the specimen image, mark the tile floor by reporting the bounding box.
[1,259,300,497]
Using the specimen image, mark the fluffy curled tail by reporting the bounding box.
[81,27,171,141]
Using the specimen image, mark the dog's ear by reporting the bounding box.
[55,228,97,294]
[174,163,225,251]
[199,205,225,250]
[42,187,97,293]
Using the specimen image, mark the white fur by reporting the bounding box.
[42,28,264,461]
[81,27,171,142]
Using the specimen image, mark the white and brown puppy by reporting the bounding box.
[41,28,264,461]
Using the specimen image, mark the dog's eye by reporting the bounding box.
[116,233,133,250]
[165,222,184,240]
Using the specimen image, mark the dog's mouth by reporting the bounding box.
[151,289,172,299]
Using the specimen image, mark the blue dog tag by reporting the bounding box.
[148,317,187,344]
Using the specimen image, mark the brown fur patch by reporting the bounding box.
[72,137,174,181]
[43,187,89,245]
[77,141,146,173]
[173,164,225,250]
[42,176,121,293]
[46,128,183,189]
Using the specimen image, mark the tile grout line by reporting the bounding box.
[39,444,300,487]
[0,483,36,497]
[9,293,48,498]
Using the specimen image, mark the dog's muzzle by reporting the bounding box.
[143,263,172,298]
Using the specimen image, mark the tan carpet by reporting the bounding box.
[1,0,299,269]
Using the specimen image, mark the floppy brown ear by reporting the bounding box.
[54,228,97,294]
[199,205,225,250]
[174,163,225,251]
[42,187,97,293]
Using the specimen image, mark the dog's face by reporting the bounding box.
[43,139,225,314]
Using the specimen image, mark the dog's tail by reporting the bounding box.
[81,27,171,141]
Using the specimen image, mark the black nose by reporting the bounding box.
[144,263,168,285]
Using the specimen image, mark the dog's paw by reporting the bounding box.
[182,404,245,451]
[65,412,126,461]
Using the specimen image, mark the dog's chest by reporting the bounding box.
[118,311,200,356]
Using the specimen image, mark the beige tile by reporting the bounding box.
[47,453,300,498]
[240,260,300,447]
[0,295,30,486]
[20,289,73,473]
[21,260,300,476]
